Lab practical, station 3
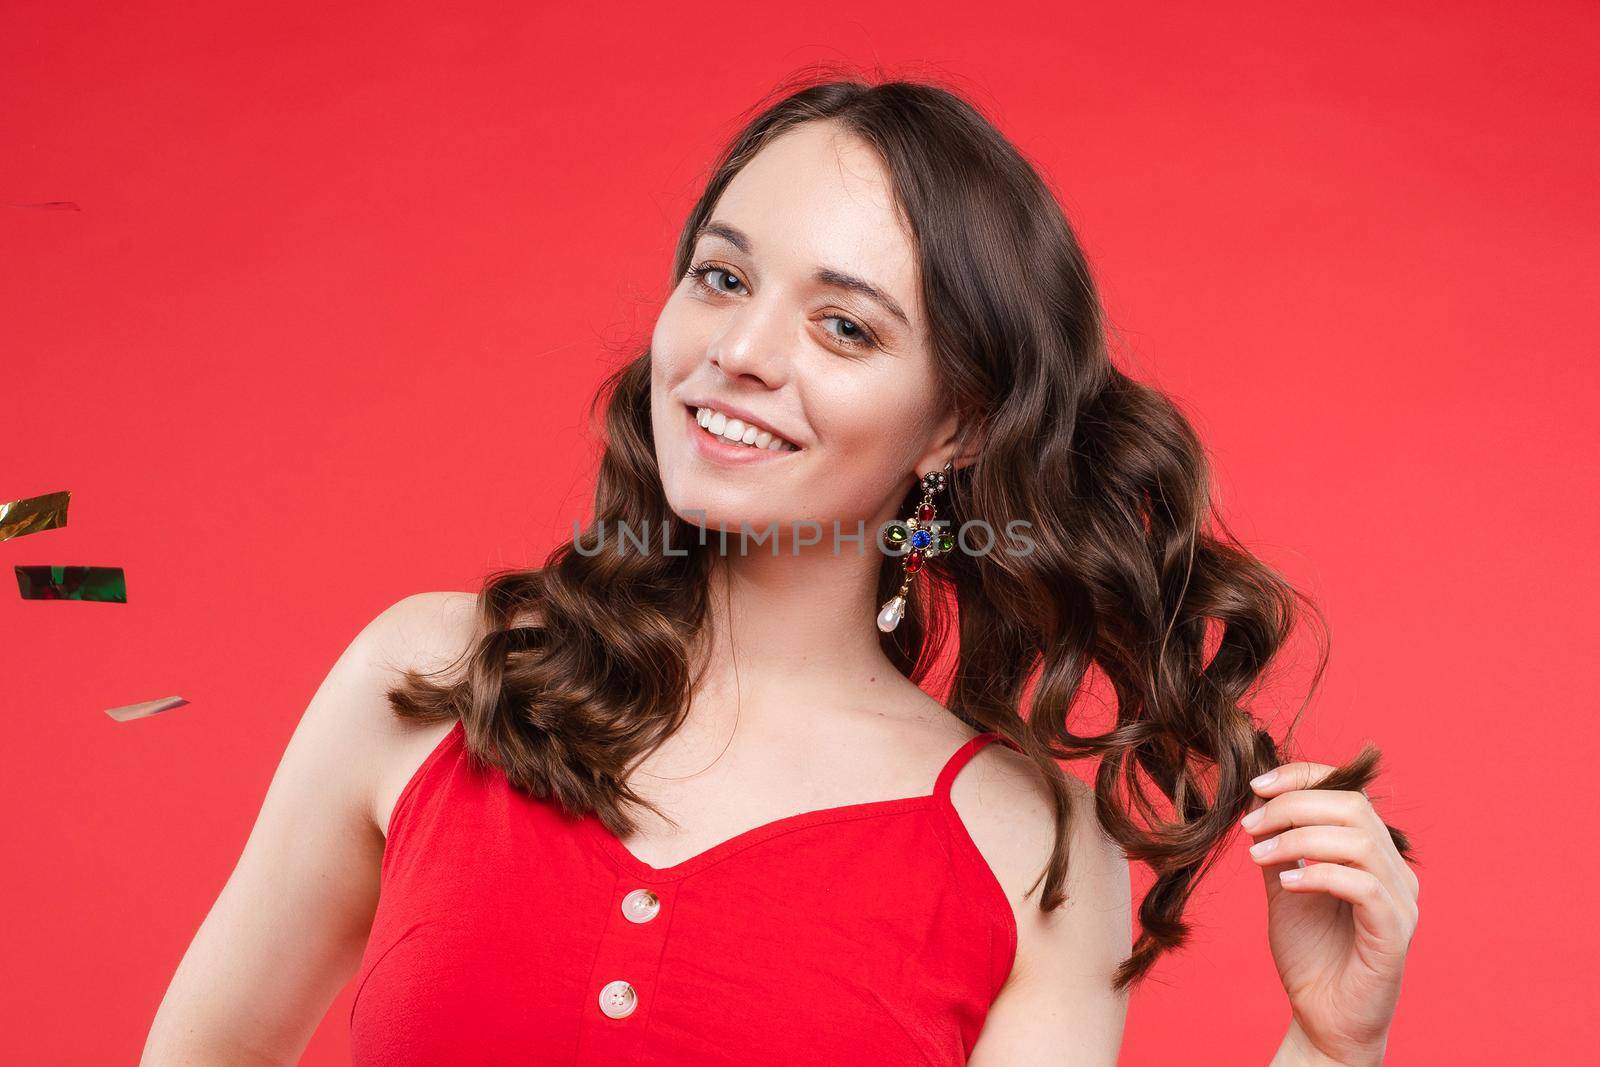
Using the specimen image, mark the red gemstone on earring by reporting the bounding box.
[905,551,924,574]
[917,504,935,522]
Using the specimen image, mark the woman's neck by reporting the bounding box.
[689,545,905,724]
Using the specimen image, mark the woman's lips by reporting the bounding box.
[685,404,802,465]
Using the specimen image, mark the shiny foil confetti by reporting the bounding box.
[14,565,126,601]
[105,696,189,722]
[0,490,70,542]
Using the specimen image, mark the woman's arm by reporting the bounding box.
[140,592,472,1065]
[964,758,1134,1066]
[1272,1018,1383,1066]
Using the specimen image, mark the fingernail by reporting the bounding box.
[1249,836,1278,857]
[1250,770,1277,789]
[1240,807,1264,830]
[1279,869,1304,883]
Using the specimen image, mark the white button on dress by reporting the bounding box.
[598,979,637,1019]
[620,888,661,923]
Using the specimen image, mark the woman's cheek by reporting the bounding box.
[650,300,701,371]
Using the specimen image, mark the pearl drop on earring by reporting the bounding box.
[876,594,906,633]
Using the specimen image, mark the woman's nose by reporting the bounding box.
[707,301,790,386]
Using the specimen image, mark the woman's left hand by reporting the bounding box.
[1240,761,1420,1065]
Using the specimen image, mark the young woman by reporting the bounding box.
[145,76,1419,1065]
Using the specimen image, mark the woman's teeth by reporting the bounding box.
[694,407,799,452]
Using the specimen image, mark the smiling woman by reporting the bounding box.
[145,71,1418,1067]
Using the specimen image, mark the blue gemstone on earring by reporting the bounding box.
[911,530,931,548]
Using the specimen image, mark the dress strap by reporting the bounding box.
[933,730,1023,801]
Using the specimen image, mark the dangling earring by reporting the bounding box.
[877,461,955,633]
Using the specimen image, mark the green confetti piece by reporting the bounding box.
[14,565,127,602]
[0,490,70,542]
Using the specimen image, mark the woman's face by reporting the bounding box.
[650,120,955,545]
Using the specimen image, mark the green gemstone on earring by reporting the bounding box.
[886,523,907,544]
[937,532,955,553]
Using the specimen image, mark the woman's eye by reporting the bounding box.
[687,263,745,294]
[821,315,877,350]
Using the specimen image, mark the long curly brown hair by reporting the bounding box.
[388,68,1415,992]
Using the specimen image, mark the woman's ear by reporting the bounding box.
[912,407,978,477]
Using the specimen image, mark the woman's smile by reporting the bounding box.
[684,402,804,467]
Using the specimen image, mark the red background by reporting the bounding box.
[4,2,1595,1063]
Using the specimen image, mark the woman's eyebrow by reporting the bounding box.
[696,220,752,253]
[695,220,912,330]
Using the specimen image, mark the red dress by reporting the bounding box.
[350,718,1022,1065]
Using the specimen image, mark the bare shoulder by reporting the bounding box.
[352,589,481,738]
[362,589,482,678]
[356,590,487,835]
[951,742,1133,1065]
[273,589,480,819]
[947,741,1121,906]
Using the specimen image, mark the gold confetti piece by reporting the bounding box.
[105,696,189,722]
[0,490,70,542]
